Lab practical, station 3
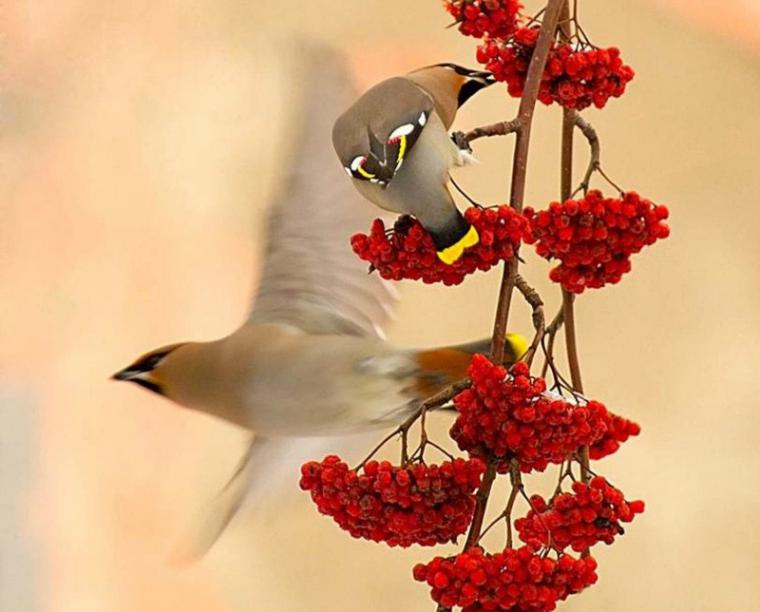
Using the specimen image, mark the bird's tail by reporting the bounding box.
[412,332,528,398]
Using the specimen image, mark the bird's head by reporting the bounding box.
[112,339,248,427]
[407,63,495,126]
[333,77,433,189]
[112,342,192,398]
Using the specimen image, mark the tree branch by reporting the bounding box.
[514,274,545,366]
[460,118,522,144]
[556,4,591,488]
[540,308,564,379]
[463,461,498,550]
[355,379,471,470]
[490,0,567,365]
[571,112,600,196]
[440,5,570,608]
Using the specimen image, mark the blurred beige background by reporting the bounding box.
[2,1,760,611]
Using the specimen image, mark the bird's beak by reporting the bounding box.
[111,367,163,394]
[111,367,140,381]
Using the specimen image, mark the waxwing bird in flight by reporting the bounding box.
[113,46,524,559]
[332,63,495,265]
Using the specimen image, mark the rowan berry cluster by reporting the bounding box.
[445,0,522,39]
[524,190,670,293]
[351,206,529,285]
[413,546,598,611]
[450,355,610,472]
[516,478,645,553]
[590,412,641,460]
[476,27,635,110]
[299,456,486,547]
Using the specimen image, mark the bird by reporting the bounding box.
[112,46,525,559]
[332,63,495,265]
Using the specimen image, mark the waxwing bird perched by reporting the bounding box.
[332,63,495,265]
[113,47,525,559]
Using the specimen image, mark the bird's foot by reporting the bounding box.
[451,130,472,154]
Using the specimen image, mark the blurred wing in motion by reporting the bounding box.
[175,44,398,561]
[249,43,397,339]
[171,437,259,564]
[172,433,377,562]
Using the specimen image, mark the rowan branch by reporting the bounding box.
[439,5,571,608]
[491,0,567,365]
[540,308,565,379]
[457,0,567,577]
[514,274,545,366]
[355,379,471,470]
[572,112,600,196]
[459,118,522,145]
[557,0,591,501]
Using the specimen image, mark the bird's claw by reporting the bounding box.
[451,131,472,154]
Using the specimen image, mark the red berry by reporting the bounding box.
[590,411,641,460]
[445,0,522,39]
[351,207,530,286]
[476,28,635,110]
[300,456,486,547]
[450,355,612,473]
[524,191,670,293]
[516,479,644,552]
[414,546,598,610]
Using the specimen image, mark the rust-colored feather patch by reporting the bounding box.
[412,348,472,399]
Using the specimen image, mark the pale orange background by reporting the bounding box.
[2,1,759,611]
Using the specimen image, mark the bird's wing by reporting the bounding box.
[248,44,397,339]
[171,432,380,562]
[171,437,259,564]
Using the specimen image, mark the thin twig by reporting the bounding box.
[475,460,523,547]
[571,112,601,196]
[540,308,564,378]
[519,485,554,550]
[569,111,626,197]
[558,39,592,559]
[506,462,523,548]
[597,165,626,196]
[514,274,545,366]
[463,461,498,549]
[449,175,484,207]
[460,119,522,144]
[562,289,588,486]
[354,379,471,470]
[553,460,576,497]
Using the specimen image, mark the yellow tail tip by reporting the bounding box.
[505,332,529,361]
[436,225,480,265]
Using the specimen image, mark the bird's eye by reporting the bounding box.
[349,155,376,180]
[144,353,166,370]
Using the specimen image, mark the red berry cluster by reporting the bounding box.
[450,355,609,472]
[351,206,529,286]
[413,546,597,611]
[524,190,670,293]
[445,0,522,39]
[299,456,486,547]
[476,27,635,110]
[516,477,645,553]
[591,412,641,460]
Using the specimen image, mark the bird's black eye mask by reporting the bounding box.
[112,344,185,396]
[345,111,428,187]
[131,349,174,373]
